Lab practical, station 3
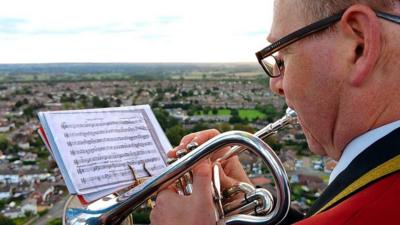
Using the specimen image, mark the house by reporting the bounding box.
[0,183,11,200]
[20,169,51,183]
[298,174,326,192]
[324,158,337,173]
[0,199,37,218]
[1,206,21,219]
[0,121,14,133]
[0,169,19,184]
[18,142,30,150]
[250,175,272,187]
[12,180,32,198]
[22,152,38,162]
[30,181,55,205]
[21,198,37,215]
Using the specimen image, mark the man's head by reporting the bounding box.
[267,0,400,160]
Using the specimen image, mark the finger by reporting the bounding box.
[180,132,198,146]
[169,129,221,158]
[221,156,252,184]
[156,188,181,207]
[210,146,232,162]
[191,160,213,197]
[167,133,198,158]
[216,162,237,188]
[189,129,220,147]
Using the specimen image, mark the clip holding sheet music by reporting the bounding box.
[128,161,152,185]
[128,162,155,208]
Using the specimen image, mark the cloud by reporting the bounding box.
[0,17,28,34]
[157,16,182,24]
[0,0,274,63]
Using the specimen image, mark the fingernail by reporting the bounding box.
[187,141,199,151]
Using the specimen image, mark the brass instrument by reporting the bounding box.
[63,108,297,225]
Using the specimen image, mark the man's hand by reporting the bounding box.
[150,129,252,225]
[167,129,251,189]
[150,160,217,225]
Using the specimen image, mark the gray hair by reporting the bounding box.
[298,0,398,23]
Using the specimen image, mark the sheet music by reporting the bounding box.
[40,105,171,194]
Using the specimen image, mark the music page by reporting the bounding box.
[39,105,171,195]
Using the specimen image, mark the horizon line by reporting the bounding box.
[0,61,259,65]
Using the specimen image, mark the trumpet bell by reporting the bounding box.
[63,195,134,225]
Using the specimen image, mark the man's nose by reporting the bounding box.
[269,76,285,96]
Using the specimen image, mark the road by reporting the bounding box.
[28,196,68,225]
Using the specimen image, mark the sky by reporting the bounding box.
[0,0,274,63]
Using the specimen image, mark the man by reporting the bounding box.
[150,0,400,224]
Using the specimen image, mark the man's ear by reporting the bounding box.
[338,4,381,87]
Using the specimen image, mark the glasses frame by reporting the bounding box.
[256,9,400,78]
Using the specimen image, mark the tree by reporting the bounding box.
[0,134,9,150]
[115,98,122,106]
[24,210,34,217]
[79,94,88,107]
[190,123,210,133]
[23,106,34,118]
[0,214,15,225]
[153,109,178,130]
[264,104,281,121]
[166,125,187,146]
[15,100,23,108]
[60,93,75,103]
[214,123,231,132]
[0,200,6,210]
[233,124,254,133]
[92,96,109,108]
[45,218,62,225]
[229,115,242,124]
[231,108,239,117]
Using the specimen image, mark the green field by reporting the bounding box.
[195,109,265,121]
[239,109,266,120]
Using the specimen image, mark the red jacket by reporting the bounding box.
[292,127,400,225]
[294,171,400,225]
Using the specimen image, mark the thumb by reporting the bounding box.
[191,159,213,197]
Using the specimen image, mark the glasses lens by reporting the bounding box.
[261,54,281,78]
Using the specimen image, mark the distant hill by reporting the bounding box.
[0,63,260,75]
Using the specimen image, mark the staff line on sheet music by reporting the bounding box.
[63,126,148,138]
[73,150,157,165]
[66,134,150,147]
[61,119,143,129]
[80,165,164,187]
[70,142,154,155]
[76,157,161,174]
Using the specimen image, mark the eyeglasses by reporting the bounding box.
[256,9,400,78]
